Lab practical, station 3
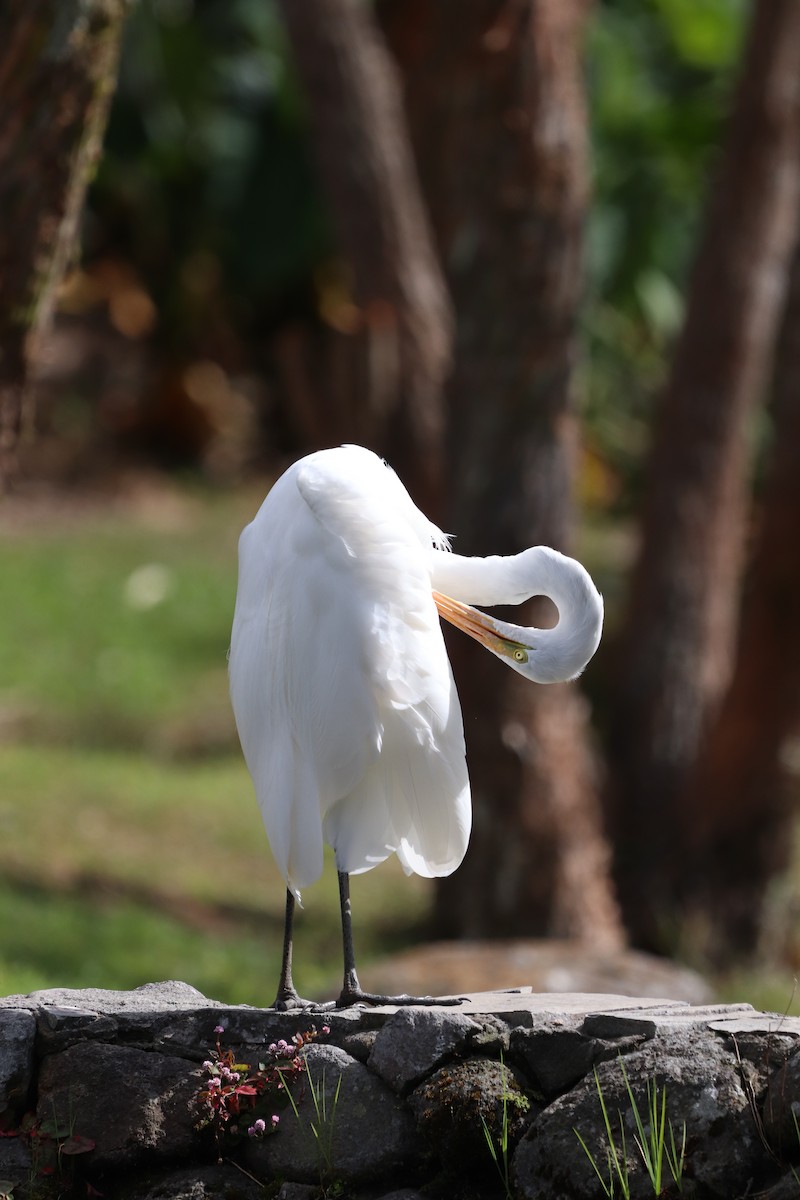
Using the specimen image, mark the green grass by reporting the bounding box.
[0,483,427,1004]
[284,1059,344,1189]
[480,1051,516,1200]
[0,877,268,1003]
[574,1062,686,1198]
[1,478,799,1015]
[0,488,241,747]
[715,969,800,1021]
[0,743,427,1004]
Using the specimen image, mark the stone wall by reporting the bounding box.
[0,981,799,1199]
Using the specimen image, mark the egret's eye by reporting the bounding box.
[512,648,527,663]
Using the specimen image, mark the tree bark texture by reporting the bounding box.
[0,0,128,488]
[276,0,453,518]
[679,235,800,959]
[383,0,623,948]
[606,0,800,950]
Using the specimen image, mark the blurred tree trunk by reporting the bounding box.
[680,236,800,960]
[0,0,128,489]
[276,0,453,517]
[383,0,623,946]
[606,0,800,950]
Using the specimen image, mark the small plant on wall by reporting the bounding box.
[574,1060,687,1198]
[194,1021,330,1161]
[0,1102,96,1199]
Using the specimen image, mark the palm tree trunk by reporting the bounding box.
[383,0,623,947]
[606,0,800,950]
[0,0,128,488]
[277,0,453,517]
[680,233,800,959]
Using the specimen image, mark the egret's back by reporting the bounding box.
[229,446,471,900]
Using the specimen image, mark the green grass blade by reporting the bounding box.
[480,1052,513,1200]
[574,1126,615,1198]
[666,1114,687,1192]
[622,1060,663,1192]
[574,1068,632,1199]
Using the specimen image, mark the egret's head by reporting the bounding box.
[433,582,602,685]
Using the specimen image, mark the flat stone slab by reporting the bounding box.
[0,980,220,1016]
[3,980,797,1035]
[2,981,797,1062]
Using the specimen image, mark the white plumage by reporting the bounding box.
[229,444,603,1008]
[230,445,469,901]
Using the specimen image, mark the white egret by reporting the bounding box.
[229,445,603,1009]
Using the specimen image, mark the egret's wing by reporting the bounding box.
[229,519,326,899]
[298,448,470,878]
[375,658,471,879]
[230,459,382,898]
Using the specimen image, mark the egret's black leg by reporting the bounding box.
[272,888,319,1010]
[335,871,464,1008]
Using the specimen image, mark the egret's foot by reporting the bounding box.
[272,988,332,1012]
[335,987,465,1008]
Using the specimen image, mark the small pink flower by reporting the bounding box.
[248,1118,266,1137]
[214,1024,225,1034]
[271,1114,280,1127]
[321,1025,330,1035]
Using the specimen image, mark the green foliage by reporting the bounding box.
[584,0,747,508]
[85,0,751,511]
[654,0,746,67]
[92,0,329,344]
[588,0,746,302]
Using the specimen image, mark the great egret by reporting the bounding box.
[229,445,603,1009]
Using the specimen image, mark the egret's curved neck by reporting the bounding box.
[430,546,576,608]
[431,545,603,683]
